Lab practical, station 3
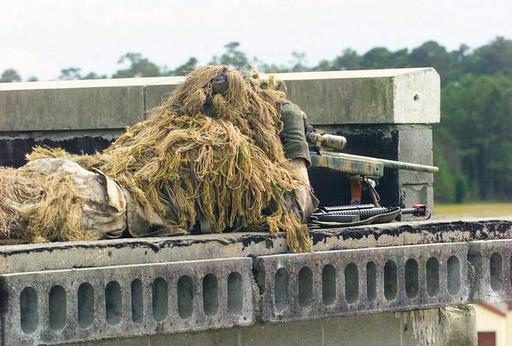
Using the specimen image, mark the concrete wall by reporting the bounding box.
[84,311,460,346]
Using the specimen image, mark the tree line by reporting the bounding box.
[2,38,512,203]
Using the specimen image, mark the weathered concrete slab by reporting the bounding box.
[0,218,511,274]
[0,82,145,132]
[0,257,253,345]
[85,310,464,346]
[253,242,468,322]
[0,68,439,133]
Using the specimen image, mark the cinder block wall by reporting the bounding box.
[0,68,439,209]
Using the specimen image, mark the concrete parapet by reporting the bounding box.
[0,257,253,345]
[253,243,468,323]
[0,219,510,345]
[0,68,439,134]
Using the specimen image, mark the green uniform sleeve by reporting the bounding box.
[280,101,311,166]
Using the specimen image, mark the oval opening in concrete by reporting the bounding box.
[131,279,143,323]
[178,275,194,319]
[447,256,461,295]
[20,287,38,334]
[366,262,377,301]
[49,285,66,330]
[426,257,440,297]
[105,281,122,325]
[228,272,243,314]
[405,259,419,298]
[384,261,398,300]
[345,263,359,303]
[78,283,94,328]
[298,266,313,307]
[490,253,503,291]
[152,277,168,322]
[202,274,219,316]
[322,264,336,306]
[274,268,289,312]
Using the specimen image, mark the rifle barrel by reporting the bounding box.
[323,152,439,174]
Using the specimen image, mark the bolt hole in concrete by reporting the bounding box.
[105,281,122,325]
[298,266,313,307]
[345,263,359,303]
[77,283,94,328]
[366,262,377,301]
[447,256,461,295]
[227,272,243,314]
[274,268,289,311]
[322,264,336,305]
[426,257,440,296]
[178,275,194,319]
[49,285,66,330]
[405,259,419,298]
[152,278,168,322]
[20,287,38,334]
[131,279,143,323]
[413,94,420,101]
[384,261,398,300]
[490,252,503,291]
[202,274,219,316]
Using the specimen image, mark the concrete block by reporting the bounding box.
[0,68,439,133]
[0,257,253,345]
[398,125,434,185]
[0,81,145,131]
[253,242,469,323]
[401,183,434,210]
[278,68,440,125]
[467,240,512,303]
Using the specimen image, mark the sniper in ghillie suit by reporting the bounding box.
[0,66,317,252]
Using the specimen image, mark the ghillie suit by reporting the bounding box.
[0,66,315,252]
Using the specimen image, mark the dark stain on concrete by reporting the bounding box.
[0,136,113,168]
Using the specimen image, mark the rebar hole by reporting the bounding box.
[298,267,313,307]
[202,274,218,316]
[228,272,243,314]
[178,275,194,319]
[78,283,94,328]
[322,264,336,305]
[366,262,377,301]
[447,256,461,295]
[426,257,440,297]
[152,277,168,322]
[384,261,398,300]
[274,268,289,311]
[345,263,359,303]
[490,253,503,291]
[20,287,38,334]
[405,259,419,298]
[105,281,122,325]
[131,279,143,323]
[49,286,66,330]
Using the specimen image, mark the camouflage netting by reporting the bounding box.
[0,65,311,252]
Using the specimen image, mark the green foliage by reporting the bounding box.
[0,68,21,83]
[113,53,161,78]
[210,42,249,70]
[433,149,456,203]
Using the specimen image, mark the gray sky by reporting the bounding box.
[2,0,512,80]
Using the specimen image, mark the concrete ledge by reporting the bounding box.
[1,218,511,273]
[0,68,440,132]
[0,218,507,345]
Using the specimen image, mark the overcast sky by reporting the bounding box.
[2,0,512,80]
